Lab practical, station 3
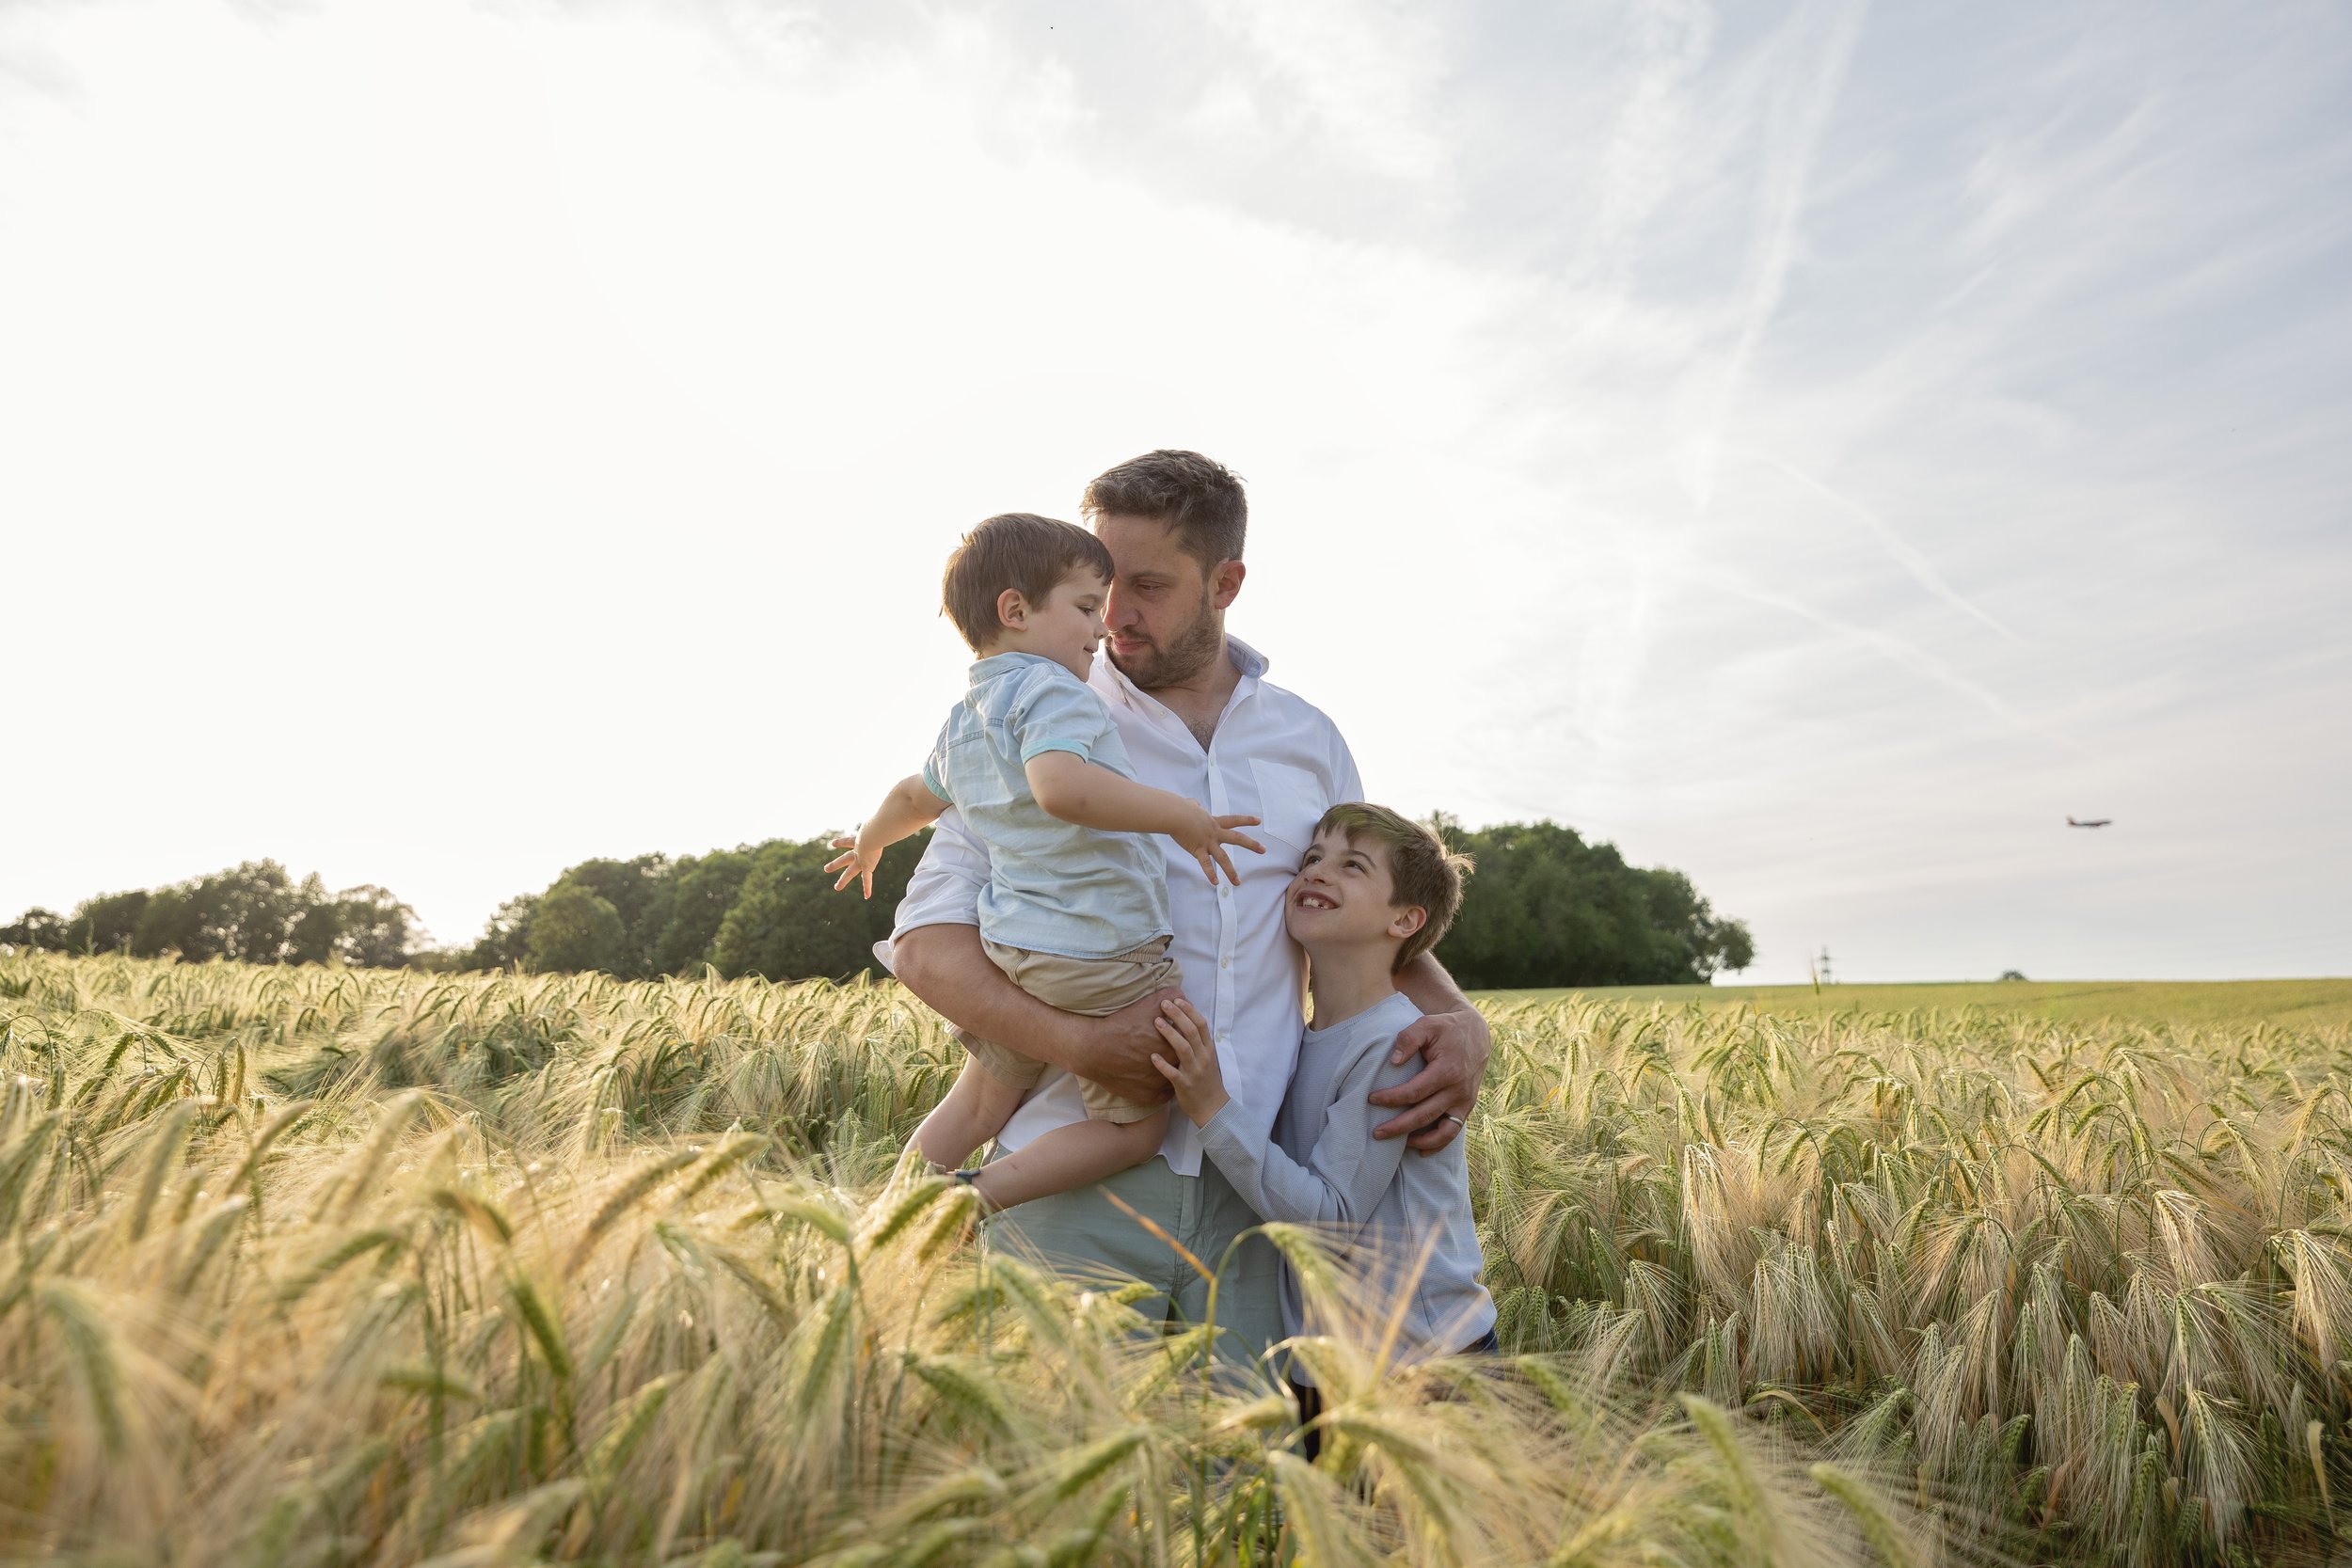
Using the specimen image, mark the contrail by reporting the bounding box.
[1686,0,1872,513]
[1689,561,2090,756]
[1739,448,2025,642]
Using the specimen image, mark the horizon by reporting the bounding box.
[4,1,2346,985]
[8,827,2345,986]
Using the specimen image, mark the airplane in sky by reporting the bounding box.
[2066,816,2113,829]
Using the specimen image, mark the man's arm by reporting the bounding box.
[891,926,1176,1106]
[1371,952,1491,1152]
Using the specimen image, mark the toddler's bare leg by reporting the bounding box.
[914,1059,1028,1172]
[971,1106,1170,1212]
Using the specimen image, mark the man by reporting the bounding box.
[881,450,1490,1359]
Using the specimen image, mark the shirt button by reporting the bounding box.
[1220,957,1230,969]
[1219,886,1230,898]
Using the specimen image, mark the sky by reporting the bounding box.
[3,0,2347,984]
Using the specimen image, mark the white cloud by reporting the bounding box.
[1197,0,1450,182]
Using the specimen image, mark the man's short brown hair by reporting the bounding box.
[941,514,1114,653]
[1080,450,1248,570]
[1313,803,1474,973]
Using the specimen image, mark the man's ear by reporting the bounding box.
[1388,905,1428,942]
[996,588,1029,632]
[1209,559,1247,610]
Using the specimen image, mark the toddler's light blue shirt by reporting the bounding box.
[921,652,1173,960]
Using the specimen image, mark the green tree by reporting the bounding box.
[332,885,420,968]
[1711,916,1756,975]
[130,886,202,958]
[467,894,540,971]
[0,909,70,951]
[1434,818,1752,988]
[284,894,342,966]
[527,882,628,974]
[182,862,307,964]
[124,861,310,964]
[651,848,756,975]
[65,890,149,954]
[713,832,927,982]
[539,855,673,977]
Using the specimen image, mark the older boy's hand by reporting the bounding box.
[1368,1006,1489,1153]
[1149,997,1231,1128]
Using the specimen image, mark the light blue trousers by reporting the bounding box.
[982,1153,1285,1369]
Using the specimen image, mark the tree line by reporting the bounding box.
[3,817,1752,987]
[0,863,420,968]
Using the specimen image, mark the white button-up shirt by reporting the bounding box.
[889,635,1363,1177]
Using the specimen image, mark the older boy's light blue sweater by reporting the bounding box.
[1198,990,1495,1381]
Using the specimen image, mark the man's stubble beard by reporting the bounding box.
[1109,587,1223,692]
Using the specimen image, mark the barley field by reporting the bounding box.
[1491,978,2352,1030]
[4,955,2349,1566]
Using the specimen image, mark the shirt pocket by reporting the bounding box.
[1250,758,1331,853]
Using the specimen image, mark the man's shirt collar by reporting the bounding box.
[1091,635,1269,710]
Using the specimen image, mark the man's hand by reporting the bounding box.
[1075,989,1184,1105]
[1368,1006,1490,1152]
[1148,996,1231,1128]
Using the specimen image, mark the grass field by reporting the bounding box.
[6,953,2352,1565]
[1487,977,2352,1029]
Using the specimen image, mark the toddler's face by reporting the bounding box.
[1029,568,1110,681]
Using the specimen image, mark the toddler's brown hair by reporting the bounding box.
[941,513,1115,653]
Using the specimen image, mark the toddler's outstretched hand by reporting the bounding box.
[824,832,884,899]
[1150,996,1230,1128]
[1171,808,1265,886]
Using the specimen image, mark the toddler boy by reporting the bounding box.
[1149,803,1495,1436]
[828,512,1263,1212]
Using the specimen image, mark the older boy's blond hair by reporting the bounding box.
[1312,803,1474,973]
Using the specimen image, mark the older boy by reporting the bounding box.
[1150,803,1497,1394]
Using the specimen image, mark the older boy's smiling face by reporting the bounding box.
[1284,826,1405,949]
